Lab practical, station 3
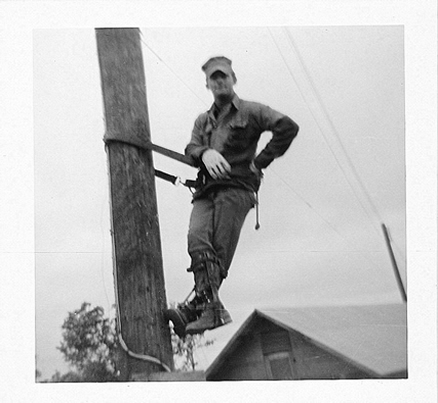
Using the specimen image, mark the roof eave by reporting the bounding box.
[205,309,260,379]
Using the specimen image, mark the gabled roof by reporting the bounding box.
[206,303,407,379]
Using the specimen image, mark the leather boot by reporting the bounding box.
[165,296,205,339]
[185,302,232,335]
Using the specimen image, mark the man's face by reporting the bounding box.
[206,70,236,100]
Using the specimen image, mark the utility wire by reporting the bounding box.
[285,28,384,225]
[284,28,405,266]
[269,167,346,241]
[139,28,388,245]
[268,167,385,272]
[268,28,382,238]
[139,28,354,248]
[139,28,402,269]
[139,31,209,108]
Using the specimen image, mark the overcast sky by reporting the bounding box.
[1,2,437,403]
[34,24,407,378]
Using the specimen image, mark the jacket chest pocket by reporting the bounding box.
[225,118,252,152]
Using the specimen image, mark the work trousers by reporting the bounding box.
[188,187,256,278]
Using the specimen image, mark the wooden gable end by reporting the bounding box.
[207,316,374,381]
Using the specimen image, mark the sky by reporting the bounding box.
[1,2,437,403]
[34,25,407,379]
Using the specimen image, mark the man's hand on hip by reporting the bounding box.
[202,149,231,179]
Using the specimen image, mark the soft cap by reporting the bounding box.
[202,56,234,77]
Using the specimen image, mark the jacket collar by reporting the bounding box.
[208,94,240,115]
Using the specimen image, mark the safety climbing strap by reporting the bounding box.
[105,138,197,189]
[154,169,197,189]
[105,138,260,228]
[104,138,195,167]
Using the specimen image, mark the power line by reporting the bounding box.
[284,28,405,266]
[141,28,377,241]
[268,167,385,272]
[284,28,384,225]
[138,28,403,271]
[268,28,407,280]
[269,167,346,241]
[139,28,390,244]
[139,30,208,108]
[268,28,382,237]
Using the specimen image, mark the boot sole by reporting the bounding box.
[185,315,232,335]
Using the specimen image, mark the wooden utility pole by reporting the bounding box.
[95,28,174,379]
[382,223,407,303]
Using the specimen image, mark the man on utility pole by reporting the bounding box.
[166,56,299,337]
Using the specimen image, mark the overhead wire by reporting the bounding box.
[102,31,406,354]
[266,28,402,275]
[268,27,383,239]
[139,28,389,260]
[139,30,209,108]
[99,29,397,372]
[138,28,403,276]
[268,166,386,274]
[283,28,405,266]
[269,166,352,242]
[285,29,385,225]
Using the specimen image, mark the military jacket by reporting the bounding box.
[185,95,299,198]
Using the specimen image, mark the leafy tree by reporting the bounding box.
[56,302,119,382]
[171,330,215,372]
[49,370,82,383]
[51,302,214,382]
